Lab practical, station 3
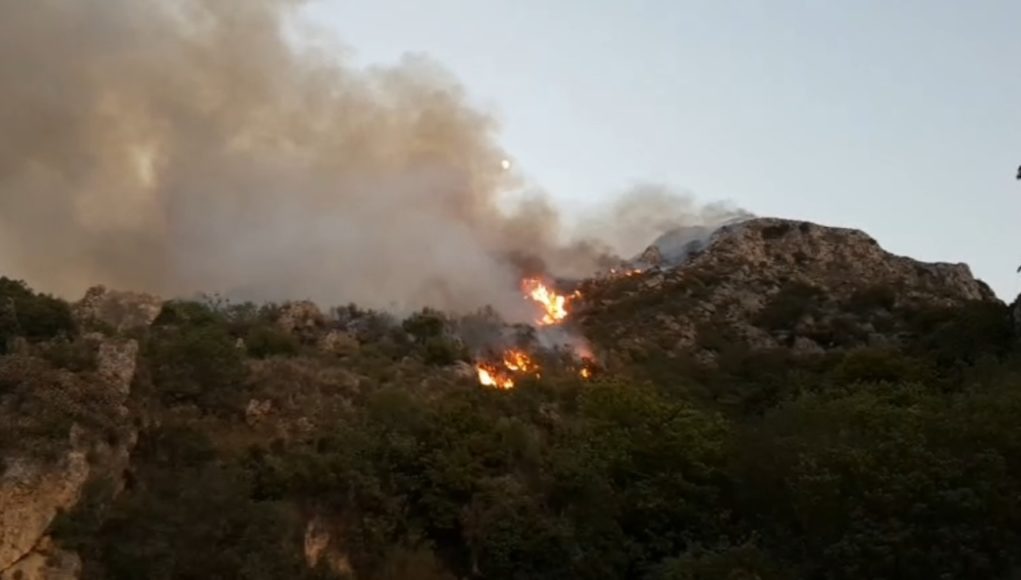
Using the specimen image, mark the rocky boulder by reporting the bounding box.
[0,537,80,580]
[73,286,162,333]
[277,301,324,333]
[0,453,88,572]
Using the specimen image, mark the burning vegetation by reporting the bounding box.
[606,267,644,278]
[475,349,539,390]
[475,363,515,390]
[473,277,595,389]
[521,277,581,326]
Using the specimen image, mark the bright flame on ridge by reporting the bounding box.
[521,277,578,326]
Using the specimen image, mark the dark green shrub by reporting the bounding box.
[755,282,823,330]
[831,348,931,385]
[152,300,225,328]
[403,308,447,342]
[245,325,300,359]
[913,301,1013,366]
[147,322,246,412]
[760,223,792,239]
[422,336,466,366]
[848,284,898,312]
[0,277,75,346]
[650,542,790,580]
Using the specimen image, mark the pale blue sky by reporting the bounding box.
[298,0,1021,299]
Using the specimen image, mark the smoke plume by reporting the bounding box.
[0,0,748,321]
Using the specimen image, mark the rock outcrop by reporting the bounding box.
[578,218,999,361]
[0,537,80,580]
[0,336,140,579]
[73,286,162,333]
[94,337,139,395]
[691,218,993,304]
[277,301,326,340]
[0,453,89,572]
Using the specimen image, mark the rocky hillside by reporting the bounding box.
[1,219,1020,580]
[573,218,1006,407]
[580,218,994,356]
[1,286,143,580]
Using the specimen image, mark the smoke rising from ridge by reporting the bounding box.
[0,0,749,321]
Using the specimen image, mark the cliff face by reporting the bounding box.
[0,452,88,572]
[0,333,139,579]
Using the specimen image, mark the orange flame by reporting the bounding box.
[606,267,644,279]
[522,278,578,326]
[476,363,515,389]
[476,349,542,389]
[476,347,598,388]
[503,349,535,372]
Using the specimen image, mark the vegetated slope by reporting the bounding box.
[577,218,1006,410]
[1,218,1020,580]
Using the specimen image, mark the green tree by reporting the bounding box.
[147,302,246,411]
[736,383,1019,579]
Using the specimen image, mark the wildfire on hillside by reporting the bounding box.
[607,267,643,278]
[476,363,515,390]
[503,349,537,373]
[475,347,600,389]
[476,349,539,390]
[521,277,581,326]
[475,278,596,389]
[577,356,600,380]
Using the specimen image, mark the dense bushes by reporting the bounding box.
[0,354,125,460]
[735,381,1021,578]
[146,301,247,412]
[8,276,1021,579]
[754,281,823,330]
[245,325,300,358]
[403,308,468,366]
[56,424,324,580]
[0,277,75,351]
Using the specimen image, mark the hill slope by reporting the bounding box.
[1,219,1020,580]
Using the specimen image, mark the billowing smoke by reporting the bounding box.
[0,0,749,322]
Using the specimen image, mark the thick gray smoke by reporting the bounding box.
[0,0,749,321]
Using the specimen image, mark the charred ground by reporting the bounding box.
[2,218,1021,580]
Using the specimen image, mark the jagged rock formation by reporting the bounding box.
[0,335,139,579]
[277,301,327,342]
[0,453,88,573]
[0,537,80,580]
[73,286,163,333]
[578,218,998,361]
[318,330,360,357]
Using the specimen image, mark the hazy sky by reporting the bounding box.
[298,0,1021,299]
